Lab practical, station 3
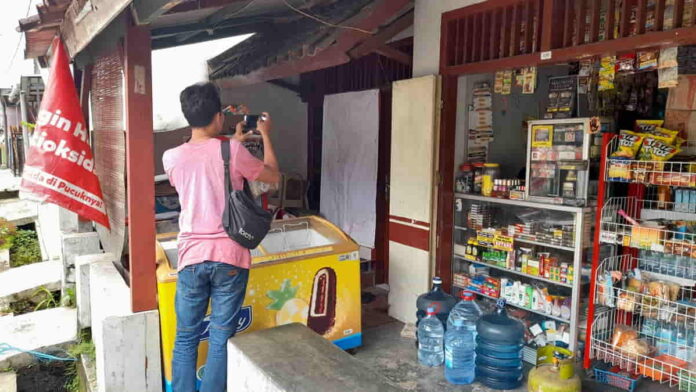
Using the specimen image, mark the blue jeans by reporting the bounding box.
[172,261,249,392]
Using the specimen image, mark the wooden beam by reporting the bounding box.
[589,0,601,42]
[124,24,157,313]
[214,0,411,87]
[435,75,457,291]
[636,0,648,34]
[575,0,587,45]
[619,0,633,37]
[674,0,685,29]
[541,0,557,50]
[347,10,413,60]
[605,0,616,39]
[61,0,132,57]
[525,1,535,53]
[655,0,666,31]
[444,24,696,75]
[375,44,412,66]
[131,0,184,25]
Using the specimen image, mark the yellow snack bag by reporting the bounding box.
[649,127,679,144]
[638,137,681,161]
[611,131,644,158]
[635,119,664,134]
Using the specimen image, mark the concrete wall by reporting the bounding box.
[219,82,308,178]
[413,0,486,77]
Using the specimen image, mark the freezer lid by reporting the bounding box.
[252,216,358,265]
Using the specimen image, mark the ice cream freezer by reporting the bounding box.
[156,216,362,391]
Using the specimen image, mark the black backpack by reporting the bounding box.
[220,140,272,249]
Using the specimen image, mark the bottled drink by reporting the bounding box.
[447,291,483,332]
[418,307,445,367]
[416,277,458,329]
[445,319,476,384]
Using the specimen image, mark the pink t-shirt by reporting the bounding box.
[163,138,265,271]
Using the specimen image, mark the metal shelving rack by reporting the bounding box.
[451,193,593,355]
[585,134,696,390]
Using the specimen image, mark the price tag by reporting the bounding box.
[600,231,617,244]
[541,51,552,60]
[651,243,665,252]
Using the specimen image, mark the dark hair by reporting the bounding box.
[179,82,221,127]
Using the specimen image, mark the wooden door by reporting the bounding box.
[388,75,440,324]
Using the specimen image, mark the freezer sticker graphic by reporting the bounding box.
[198,306,252,340]
[308,267,337,335]
[267,279,309,326]
[236,306,253,333]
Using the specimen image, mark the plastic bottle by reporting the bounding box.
[417,307,445,367]
[445,319,476,384]
[416,277,458,329]
[447,291,482,332]
[475,299,525,390]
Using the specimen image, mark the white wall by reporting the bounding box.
[219,83,308,177]
[413,0,486,77]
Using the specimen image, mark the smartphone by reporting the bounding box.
[244,114,266,131]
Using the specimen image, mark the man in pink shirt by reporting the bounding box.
[163,83,280,392]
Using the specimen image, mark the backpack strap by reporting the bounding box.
[221,139,232,229]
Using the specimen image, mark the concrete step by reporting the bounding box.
[0,199,37,226]
[0,372,17,392]
[0,169,20,193]
[228,323,401,392]
[0,260,61,309]
[0,307,78,369]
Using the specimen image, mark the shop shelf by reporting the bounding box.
[453,253,574,288]
[595,254,696,322]
[590,308,696,389]
[455,193,586,213]
[599,197,696,259]
[513,237,575,252]
[605,136,696,188]
[454,286,570,323]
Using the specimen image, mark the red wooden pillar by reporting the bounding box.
[124,25,157,312]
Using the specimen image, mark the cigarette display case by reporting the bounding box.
[156,216,361,391]
[526,118,609,206]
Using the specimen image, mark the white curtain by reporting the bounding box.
[320,90,379,248]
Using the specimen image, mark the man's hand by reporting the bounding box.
[233,121,252,143]
[257,112,272,136]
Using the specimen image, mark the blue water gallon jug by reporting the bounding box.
[475,299,524,390]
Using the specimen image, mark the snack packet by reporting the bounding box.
[653,127,679,144]
[611,131,644,158]
[638,137,681,161]
[635,119,664,134]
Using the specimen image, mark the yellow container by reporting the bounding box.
[156,216,362,391]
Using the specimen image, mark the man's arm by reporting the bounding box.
[252,112,280,185]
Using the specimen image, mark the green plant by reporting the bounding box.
[33,286,59,312]
[68,330,95,360]
[9,230,41,267]
[64,361,80,392]
[62,287,77,308]
[0,218,16,250]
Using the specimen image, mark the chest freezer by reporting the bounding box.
[156,216,362,391]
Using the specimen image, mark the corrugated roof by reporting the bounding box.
[207,0,376,79]
[18,0,72,59]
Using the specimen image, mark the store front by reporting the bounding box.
[434,0,696,390]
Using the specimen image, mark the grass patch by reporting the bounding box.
[64,330,95,392]
[10,229,41,267]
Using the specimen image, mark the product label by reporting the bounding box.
[600,231,617,244]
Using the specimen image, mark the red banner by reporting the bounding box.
[20,37,110,229]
